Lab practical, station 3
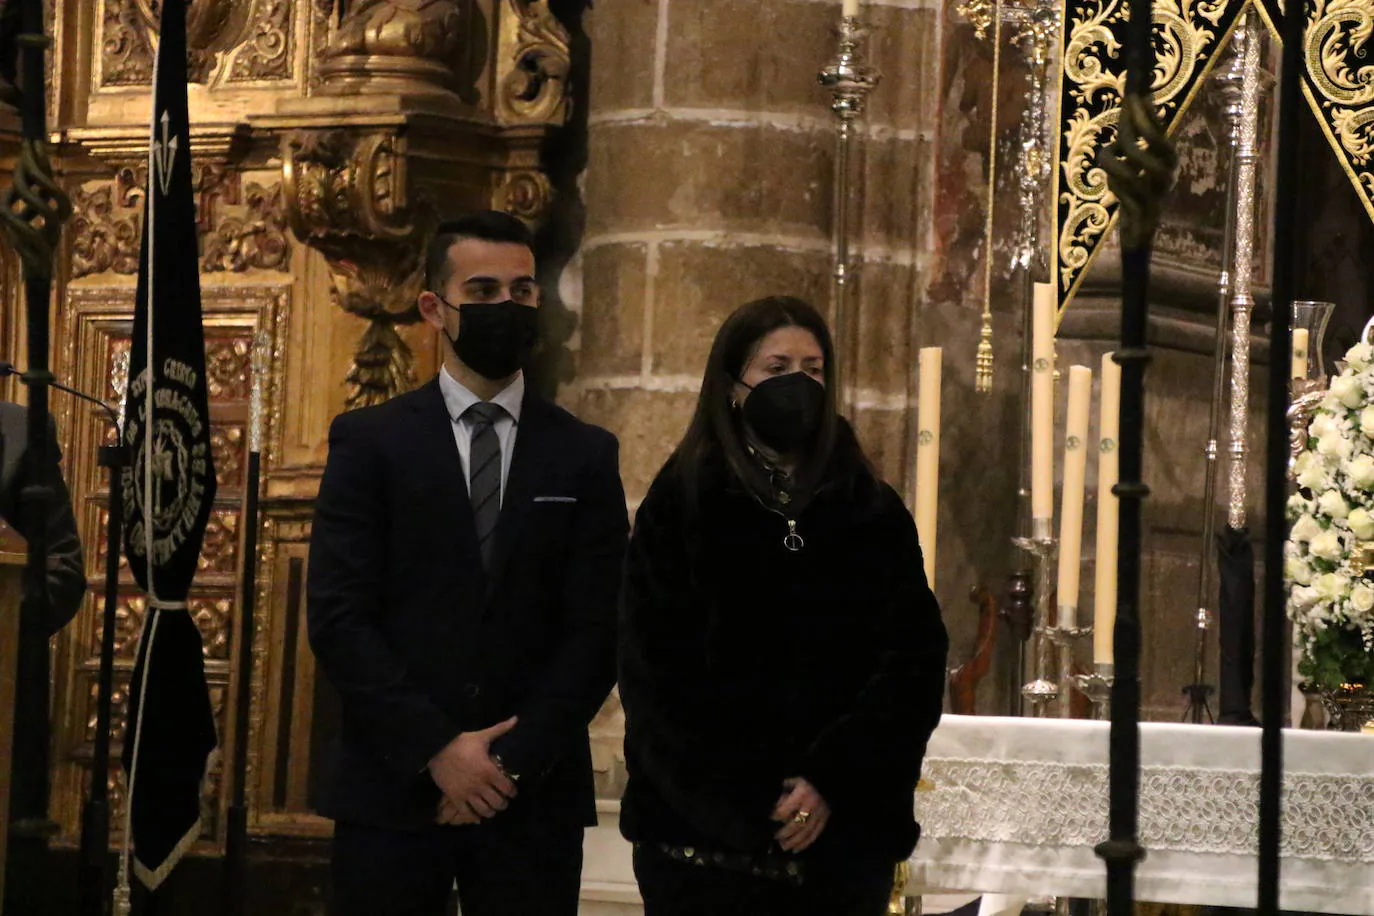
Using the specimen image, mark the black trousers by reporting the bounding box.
[329,815,584,916]
[632,843,896,916]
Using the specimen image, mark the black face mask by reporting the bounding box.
[738,372,826,453]
[441,299,539,381]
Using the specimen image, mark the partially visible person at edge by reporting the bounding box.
[307,210,629,916]
[0,401,86,633]
[618,296,949,916]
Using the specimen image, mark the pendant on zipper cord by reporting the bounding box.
[783,519,804,552]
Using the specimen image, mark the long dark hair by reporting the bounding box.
[669,296,871,507]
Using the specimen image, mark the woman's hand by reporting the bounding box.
[771,777,830,852]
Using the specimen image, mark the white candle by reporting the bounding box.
[1057,365,1093,629]
[915,347,942,587]
[1031,282,1056,525]
[1093,353,1122,665]
[842,0,861,17]
[1292,328,1310,380]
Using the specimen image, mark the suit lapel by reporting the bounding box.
[410,378,483,576]
[486,392,554,593]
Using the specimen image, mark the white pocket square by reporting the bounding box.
[533,496,578,503]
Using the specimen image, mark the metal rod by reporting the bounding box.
[1096,0,1161,907]
[224,329,268,916]
[2,0,67,907]
[222,451,260,916]
[80,437,129,916]
[1260,0,1306,908]
[1227,14,1263,533]
[1183,20,1254,724]
[819,16,879,413]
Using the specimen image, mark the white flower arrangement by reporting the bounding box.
[1286,341,1374,691]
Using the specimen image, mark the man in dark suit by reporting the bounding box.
[0,401,86,634]
[308,210,629,916]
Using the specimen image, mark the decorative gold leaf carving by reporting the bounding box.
[210,425,247,490]
[70,184,141,279]
[201,182,292,274]
[494,169,554,222]
[101,0,154,87]
[281,128,429,406]
[206,336,256,402]
[227,0,294,82]
[497,0,571,126]
[199,511,242,577]
[1303,0,1374,224]
[87,676,131,744]
[130,0,255,82]
[320,0,469,96]
[1054,0,1246,308]
[70,171,287,278]
[190,595,235,659]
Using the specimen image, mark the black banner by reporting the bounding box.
[119,0,219,890]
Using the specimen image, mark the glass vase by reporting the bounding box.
[1291,300,1335,385]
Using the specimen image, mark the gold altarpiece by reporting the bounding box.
[0,0,572,854]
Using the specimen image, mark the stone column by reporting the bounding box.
[578,0,944,509]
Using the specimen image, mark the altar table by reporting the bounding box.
[909,715,1374,914]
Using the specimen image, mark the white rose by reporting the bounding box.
[1351,454,1374,490]
[1332,376,1365,409]
[1351,585,1374,613]
[1310,413,1338,440]
[1291,514,1323,543]
[1288,492,1314,520]
[1350,507,1374,540]
[1319,490,1351,519]
[1298,463,1331,493]
[1290,585,1321,610]
[1347,343,1374,370]
[1361,406,1374,437]
[1314,571,1350,601]
[1285,556,1314,586]
[1318,430,1354,461]
[1310,528,1345,561]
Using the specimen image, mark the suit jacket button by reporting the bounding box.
[463,684,481,699]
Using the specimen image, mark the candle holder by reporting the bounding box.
[1014,518,1058,715]
[818,16,879,409]
[1071,663,1116,720]
[1049,621,1093,718]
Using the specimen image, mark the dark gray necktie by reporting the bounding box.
[465,401,504,570]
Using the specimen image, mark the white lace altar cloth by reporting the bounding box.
[908,715,1374,913]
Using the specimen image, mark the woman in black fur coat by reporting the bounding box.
[618,296,949,916]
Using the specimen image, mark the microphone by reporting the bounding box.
[0,361,122,430]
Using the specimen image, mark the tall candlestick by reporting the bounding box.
[1057,365,1093,628]
[1291,328,1309,380]
[1094,353,1122,664]
[842,0,861,17]
[1031,282,1056,526]
[915,347,942,587]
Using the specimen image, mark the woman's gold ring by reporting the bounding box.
[793,810,812,825]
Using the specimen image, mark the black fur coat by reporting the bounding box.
[617,451,948,867]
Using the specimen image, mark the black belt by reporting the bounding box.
[644,841,805,886]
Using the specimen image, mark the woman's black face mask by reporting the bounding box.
[737,372,826,453]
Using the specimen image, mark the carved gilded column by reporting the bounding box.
[281,129,429,409]
[260,0,571,407]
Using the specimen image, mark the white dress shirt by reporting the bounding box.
[438,366,524,507]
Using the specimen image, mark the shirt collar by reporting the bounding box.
[439,366,525,424]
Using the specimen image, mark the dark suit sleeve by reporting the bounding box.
[307,412,459,779]
[798,491,948,808]
[490,428,628,783]
[16,417,87,635]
